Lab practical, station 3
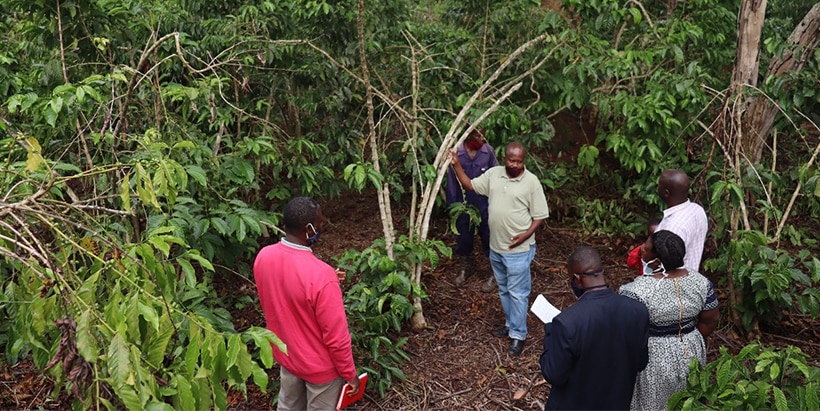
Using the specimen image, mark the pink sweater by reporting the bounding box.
[253,240,356,384]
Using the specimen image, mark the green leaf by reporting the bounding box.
[107,333,134,388]
[145,316,173,369]
[77,270,99,306]
[628,7,641,24]
[43,106,58,127]
[116,385,144,411]
[173,141,196,150]
[185,165,208,187]
[212,381,227,411]
[148,236,171,257]
[175,375,196,411]
[251,362,269,393]
[25,136,44,172]
[226,334,241,370]
[76,85,86,103]
[185,321,201,376]
[738,343,759,359]
[773,386,787,411]
[755,359,772,373]
[138,302,160,332]
[145,402,175,411]
[186,251,214,272]
[120,173,131,211]
[786,357,810,378]
[76,310,99,363]
[211,217,229,235]
[716,358,730,388]
[50,96,64,114]
[806,382,819,410]
[226,334,254,382]
[82,85,102,102]
[244,326,285,368]
[769,361,780,380]
[179,258,197,288]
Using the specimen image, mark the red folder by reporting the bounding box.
[336,372,368,410]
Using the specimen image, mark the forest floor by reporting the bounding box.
[2,190,820,410]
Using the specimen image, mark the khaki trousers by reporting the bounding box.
[277,366,344,410]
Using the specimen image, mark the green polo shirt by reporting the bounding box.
[471,166,549,254]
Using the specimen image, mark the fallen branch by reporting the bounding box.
[431,387,472,404]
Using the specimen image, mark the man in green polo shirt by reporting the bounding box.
[449,141,549,356]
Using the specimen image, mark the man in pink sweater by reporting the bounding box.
[254,197,360,410]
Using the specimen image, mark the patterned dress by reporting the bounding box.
[619,271,719,410]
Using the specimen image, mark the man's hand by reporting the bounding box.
[509,234,525,249]
[508,219,544,249]
[335,268,347,282]
[346,377,361,396]
[449,148,461,167]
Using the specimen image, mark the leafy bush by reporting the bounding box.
[576,197,643,237]
[337,235,451,397]
[704,230,820,331]
[669,343,820,410]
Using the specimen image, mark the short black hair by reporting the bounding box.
[651,230,685,269]
[283,197,320,234]
[567,246,602,270]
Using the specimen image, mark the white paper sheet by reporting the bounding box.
[530,293,561,323]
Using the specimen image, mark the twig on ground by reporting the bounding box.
[487,394,512,410]
[363,392,384,411]
[764,331,820,349]
[713,330,740,351]
[431,387,472,404]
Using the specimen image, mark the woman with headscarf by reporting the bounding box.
[619,230,720,410]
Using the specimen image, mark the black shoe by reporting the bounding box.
[491,326,509,338]
[509,339,525,356]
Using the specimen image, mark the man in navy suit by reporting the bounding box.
[539,246,649,410]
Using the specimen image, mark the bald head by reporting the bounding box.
[567,246,603,274]
[505,141,526,157]
[567,246,606,289]
[658,169,690,207]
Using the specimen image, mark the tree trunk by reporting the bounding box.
[745,3,820,163]
[723,0,768,331]
[732,0,767,90]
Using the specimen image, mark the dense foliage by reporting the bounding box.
[1,0,818,409]
[669,343,820,410]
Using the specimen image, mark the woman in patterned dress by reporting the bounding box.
[619,230,720,410]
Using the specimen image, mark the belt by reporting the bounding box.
[649,324,696,337]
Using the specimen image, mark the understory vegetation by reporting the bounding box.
[0,0,818,409]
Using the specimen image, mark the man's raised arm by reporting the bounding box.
[448,148,475,192]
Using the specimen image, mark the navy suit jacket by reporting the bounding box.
[540,288,649,410]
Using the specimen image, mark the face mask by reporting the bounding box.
[642,258,665,276]
[306,223,320,246]
[569,277,585,298]
[465,139,484,151]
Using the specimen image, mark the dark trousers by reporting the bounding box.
[454,212,490,257]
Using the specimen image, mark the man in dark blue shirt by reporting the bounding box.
[445,127,498,291]
[540,246,649,410]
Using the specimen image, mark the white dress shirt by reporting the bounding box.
[657,200,708,271]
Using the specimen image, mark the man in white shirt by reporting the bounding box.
[656,169,708,271]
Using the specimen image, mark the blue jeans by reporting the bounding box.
[489,246,535,341]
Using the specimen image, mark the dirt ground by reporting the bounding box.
[2,190,820,410]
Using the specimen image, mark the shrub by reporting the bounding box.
[669,342,820,410]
